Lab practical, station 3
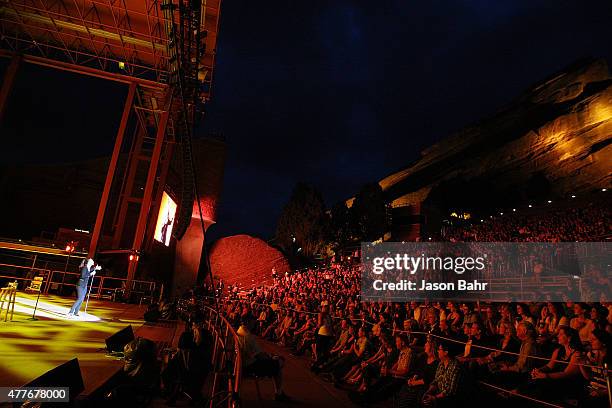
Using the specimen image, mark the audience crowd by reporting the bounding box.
[213,199,611,407]
[217,267,610,406]
[109,197,610,407]
[443,199,610,242]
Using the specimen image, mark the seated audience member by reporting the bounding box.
[237,322,289,401]
[395,336,440,408]
[536,303,551,337]
[291,314,316,355]
[313,324,356,373]
[446,302,463,333]
[579,328,610,407]
[589,304,609,332]
[476,319,519,369]
[482,306,499,338]
[394,318,419,347]
[492,321,538,388]
[261,312,280,340]
[328,326,370,381]
[110,338,159,405]
[275,310,295,346]
[460,303,478,329]
[458,322,494,363]
[328,319,351,356]
[571,303,594,344]
[515,303,535,329]
[340,332,389,386]
[430,316,453,339]
[351,334,411,401]
[422,342,464,407]
[423,313,438,333]
[538,302,568,351]
[526,326,585,400]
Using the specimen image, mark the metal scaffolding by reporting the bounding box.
[0,0,222,290]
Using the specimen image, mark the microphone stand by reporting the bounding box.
[29,288,42,321]
[84,273,96,314]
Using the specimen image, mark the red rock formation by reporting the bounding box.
[380,58,611,203]
[346,58,612,241]
[209,234,290,288]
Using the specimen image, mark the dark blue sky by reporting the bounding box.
[2,0,611,241]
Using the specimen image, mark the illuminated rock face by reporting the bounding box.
[381,58,612,206]
[209,235,290,288]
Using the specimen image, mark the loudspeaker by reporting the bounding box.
[26,358,84,400]
[105,325,135,353]
[144,308,161,322]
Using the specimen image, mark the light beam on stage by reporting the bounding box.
[13,296,101,322]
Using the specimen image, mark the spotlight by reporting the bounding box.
[512,208,516,212]
[571,195,576,198]
[603,188,607,192]
[547,200,552,203]
[500,212,504,215]
[528,204,533,208]
[480,219,484,222]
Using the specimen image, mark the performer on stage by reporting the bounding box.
[67,258,100,317]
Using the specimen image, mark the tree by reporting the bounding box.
[329,201,354,248]
[276,183,327,259]
[351,182,387,241]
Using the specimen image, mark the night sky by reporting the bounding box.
[1,0,611,241]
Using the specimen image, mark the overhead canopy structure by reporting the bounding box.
[0,0,223,289]
[0,0,219,92]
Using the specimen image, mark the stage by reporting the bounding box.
[0,293,180,397]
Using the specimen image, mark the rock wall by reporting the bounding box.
[380,58,611,207]
[209,234,290,288]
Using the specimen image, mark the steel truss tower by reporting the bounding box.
[0,0,221,289]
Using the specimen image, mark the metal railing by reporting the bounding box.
[0,262,158,301]
[201,304,242,408]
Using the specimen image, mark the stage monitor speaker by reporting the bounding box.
[105,325,135,352]
[26,358,84,399]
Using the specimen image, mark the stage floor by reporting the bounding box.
[0,293,177,396]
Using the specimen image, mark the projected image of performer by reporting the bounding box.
[160,210,174,245]
[67,258,100,317]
